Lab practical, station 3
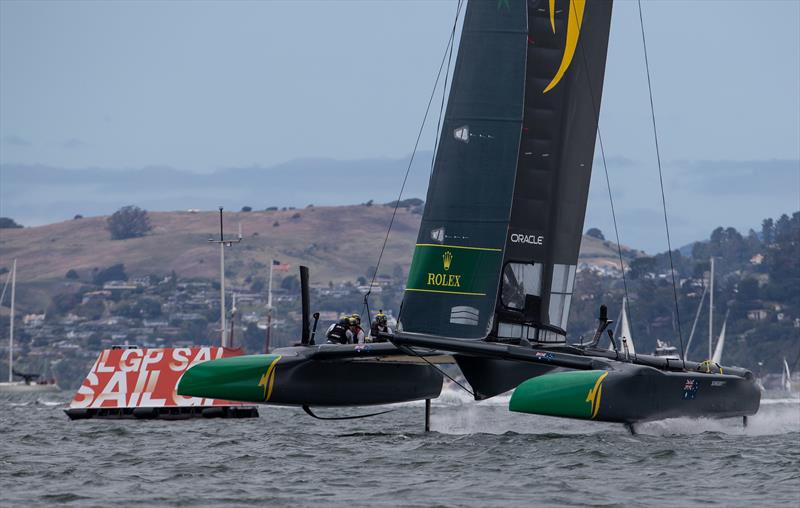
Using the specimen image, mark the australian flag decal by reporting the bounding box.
[682,379,699,400]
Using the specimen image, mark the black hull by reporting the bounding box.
[268,354,443,407]
[177,343,444,407]
[596,363,761,423]
[392,333,761,423]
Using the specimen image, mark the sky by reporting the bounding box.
[1,0,799,251]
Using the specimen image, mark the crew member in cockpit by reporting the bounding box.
[370,312,391,342]
[325,317,350,344]
[349,314,365,344]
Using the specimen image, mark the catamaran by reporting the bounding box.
[178,0,760,430]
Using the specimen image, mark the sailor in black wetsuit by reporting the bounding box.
[325,317,350,344]
[369,312,391,343]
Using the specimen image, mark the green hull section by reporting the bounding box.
[509,370,608,420]
[177,354,281,403]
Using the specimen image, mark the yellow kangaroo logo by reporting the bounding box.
[543,0,586,93]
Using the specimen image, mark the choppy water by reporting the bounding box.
[1,390,799,507]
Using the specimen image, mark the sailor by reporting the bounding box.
[325,317,350,344]
[350,314,365,344]
[370,312,391,342]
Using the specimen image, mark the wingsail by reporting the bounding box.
[401,0,614,345]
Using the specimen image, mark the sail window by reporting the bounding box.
[501,263,542,310]
[548,264,576,329]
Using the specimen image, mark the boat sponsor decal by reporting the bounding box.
[711,380,727,387]
[406,243,502,297]
[69,347,247,409]
[453,126,470,143]
[509,233,544,245]
[450,306,479,326]
[585,371,608,419]
[682,379,699,400]
[430,227,445,243]
[354,344,372,353]
[534,351,555,362]
[257,355,282,401]
[544,0,586,93]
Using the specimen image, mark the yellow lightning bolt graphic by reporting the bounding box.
[544,0,586,93]
[258,355,282,400]
[585,371,608,419]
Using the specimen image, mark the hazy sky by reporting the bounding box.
[2,0,798,170]
[1,0,799,252]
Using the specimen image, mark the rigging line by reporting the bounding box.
[397,342,475,398]
[429,0,462,179]
[568,3,633,331]
[637,0,686,367]
[365,0,464,305]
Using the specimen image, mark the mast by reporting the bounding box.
[229,293,238,348]
[208,207,242,348]
[709,256,714,359]
[265,259,274,353]
[9,259,16,383]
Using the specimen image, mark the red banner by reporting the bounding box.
[69,347,247,409]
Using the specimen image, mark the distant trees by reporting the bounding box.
[250,277,266,293]
[0,217,23,229]
[107,206,152,240]
[281,275,299,291]
[77,299,105,321]
[628,256,656,280]
[73,214,83,220]
[384,198,423,208]
[586,228,605,240]
[241,206,252,212]
[65,269,80,280]
[93,264,128,285]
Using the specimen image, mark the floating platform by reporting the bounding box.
[65,346,258,420]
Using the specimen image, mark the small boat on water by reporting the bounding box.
[652,340,680,360]
[0,259,59,393]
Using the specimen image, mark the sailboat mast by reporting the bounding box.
[9,259,16,383]
[266,260,273,353]
[708,256,714,359]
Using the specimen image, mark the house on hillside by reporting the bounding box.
[747,309,769,321]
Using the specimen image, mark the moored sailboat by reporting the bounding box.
[0,259,60,393]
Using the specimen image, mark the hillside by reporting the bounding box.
[0,204,638,306]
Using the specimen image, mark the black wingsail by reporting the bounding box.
[498,0,613,343]
[400,0,613,343]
